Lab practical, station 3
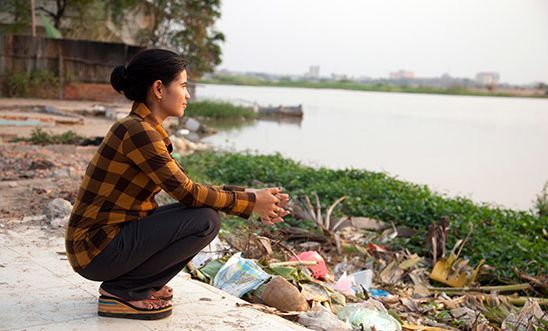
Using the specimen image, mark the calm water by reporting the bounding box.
[197,84,548,211]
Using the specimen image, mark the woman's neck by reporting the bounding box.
[144,100,167,125]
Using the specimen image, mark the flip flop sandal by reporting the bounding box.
[98,295,172,320]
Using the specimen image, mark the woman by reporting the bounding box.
[65,48,289,320]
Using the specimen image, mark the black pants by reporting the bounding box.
[78,203,221,300]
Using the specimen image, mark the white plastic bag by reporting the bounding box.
[213,252,271,297]
[337,299,402,331]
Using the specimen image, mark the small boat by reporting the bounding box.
[258,104,303,117]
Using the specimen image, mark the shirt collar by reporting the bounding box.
[131,102,173,153]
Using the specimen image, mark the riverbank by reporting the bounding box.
[2,95,546,329]
[2,140,544,282]
[180,151,547,282]
[201,78,548,99]
[1,141,546,328]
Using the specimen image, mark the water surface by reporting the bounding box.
[197,84,548,210]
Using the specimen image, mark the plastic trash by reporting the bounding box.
[289,251,328,279]
[334,272,355,296]
[192,236,225,268]
[369,289,390,298]
[337,299,402,331]
[213,252,271,297]
[298,306,352,331]
[350,269,373,291]
[335,269,374,296]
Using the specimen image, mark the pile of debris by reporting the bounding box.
[185,195,547,331]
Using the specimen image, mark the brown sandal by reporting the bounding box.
[98,295,172,320]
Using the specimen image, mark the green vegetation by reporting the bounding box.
[178,151,547,282]
[535,182,548,217]
[11,128,86,145]
[186,100,256,120]
[7,70,60,98]
[202,75,548,99]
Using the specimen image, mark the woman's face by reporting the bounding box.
[160,70,191,118]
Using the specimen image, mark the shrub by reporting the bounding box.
[186,100,256,120]
[6,70,60,98]
[7,72,30,97]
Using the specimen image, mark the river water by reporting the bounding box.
[196,84,548,211]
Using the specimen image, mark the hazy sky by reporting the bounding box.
[216,0,548,84]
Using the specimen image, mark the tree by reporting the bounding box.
[36,0,68,29]
[0,0,31,33]
[1,0,225,79]
[1,0,97,33]
[140,0,225,80]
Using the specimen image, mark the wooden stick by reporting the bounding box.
[269,260,318,267]
[428,283,531,293]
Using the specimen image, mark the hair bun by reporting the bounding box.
[110,65,127,93]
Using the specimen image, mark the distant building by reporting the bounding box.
[390,70,415,80]
[476,72,500,86]
[305,65,320,79]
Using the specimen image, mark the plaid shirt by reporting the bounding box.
[65,102,255,272]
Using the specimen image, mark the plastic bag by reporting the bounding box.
[337,299,402,331]
[213,252,271,297]
[191,236,226,268]
[298,306,352,331]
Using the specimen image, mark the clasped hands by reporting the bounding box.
[246,187,290,225]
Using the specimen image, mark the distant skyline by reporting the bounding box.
[215,0,548,85]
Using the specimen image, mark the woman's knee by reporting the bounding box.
[196,208,221,237]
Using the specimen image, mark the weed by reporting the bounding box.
[535,182,548,217]
[12,128,85,145]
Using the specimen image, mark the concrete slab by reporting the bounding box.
[0,224,310,331]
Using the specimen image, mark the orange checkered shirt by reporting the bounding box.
[65,102,255,272]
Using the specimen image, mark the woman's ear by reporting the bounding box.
[152,80,163,100]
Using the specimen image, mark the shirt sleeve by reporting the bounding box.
[209,185,246,192]
[171,153,246,192]
[122,121,255,219]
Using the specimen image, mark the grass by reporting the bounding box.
[185,100,257,120]
[6,70,60,98]
[11,128,86,145]
[177,151,548,282]
[202,75,548,99]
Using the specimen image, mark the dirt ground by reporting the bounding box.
[0,98,122,225]
[0,97,191,228]
[0,97,131,142]
[0,143,96,224]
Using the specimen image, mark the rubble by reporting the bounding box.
[43,198,73,228]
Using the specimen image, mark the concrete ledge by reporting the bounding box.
[0,225,309,330]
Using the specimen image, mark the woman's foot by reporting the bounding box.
[99,287,171,309]
[151,285,173,300]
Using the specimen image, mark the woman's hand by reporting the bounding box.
[247,187,290,225]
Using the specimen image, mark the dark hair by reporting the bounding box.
[110,48,187,102]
